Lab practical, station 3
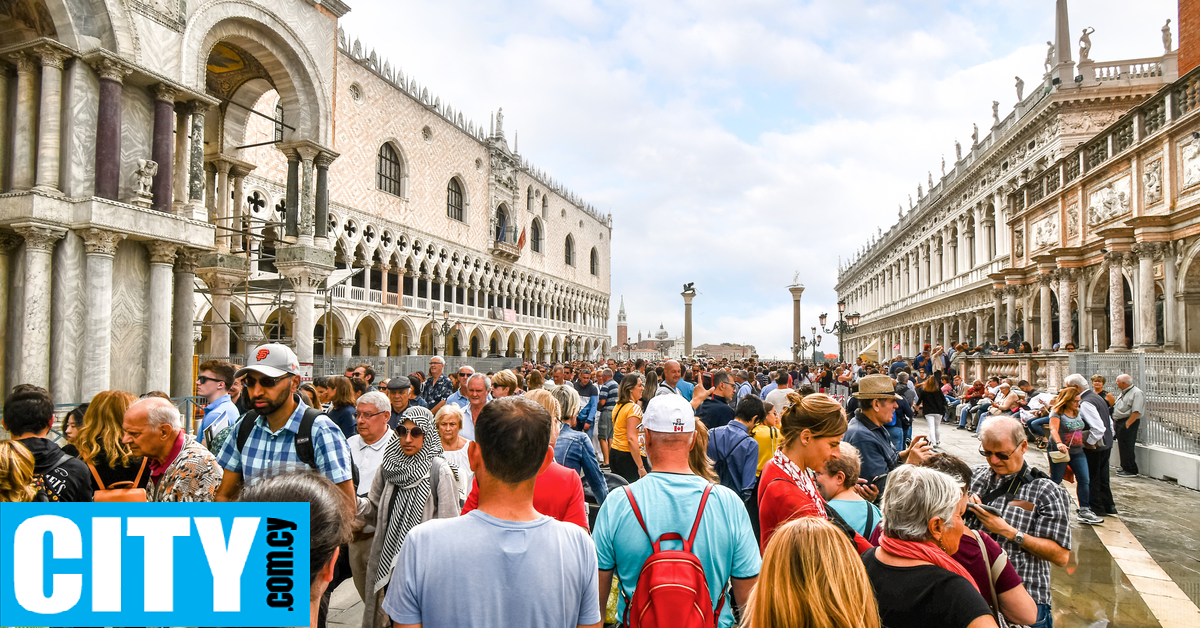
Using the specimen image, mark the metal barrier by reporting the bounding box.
[1070,353,1200,455]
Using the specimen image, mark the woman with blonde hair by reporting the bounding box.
[744,517,880,628]
[0,440,38,502]
[74,390,147,491]
[524,388,562,422]
[433,404,472,502]
[490,369,520,397]
[689,419,718,483]
[1047,386,1101,524]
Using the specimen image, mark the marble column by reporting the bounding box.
[296,145,318,246]
[172,104,190,214]
[682,291,695,356]
[339,339,355,358]
[151,84,178,212]
[1037,273,1053,350]
[992,289,1004,343]
[975,312,986,347]
[202,273,235,357]
[1164,242,1180,349]
[16,225,65,387]
[279,264,330,365]
[0,233,21,395]
[0,60,8,190]
[79,229,124,399]
[92,58,128,200]
[10,54,38,190]
[1106,251,1127,352]
[145,243,176,393]
[284,149,300,240]
[204,165,217,217]
[171,249,198,398]
[942,319,950,349]
[214,161,230,253]
[229,169,248,252]
[315,153,333,245]
[788,284,804,361]
[1005,287,1017,336]
[1058,269,1075,349]
[187,102,208,216]
[1133,243,1159,350]
[33,46,70,193]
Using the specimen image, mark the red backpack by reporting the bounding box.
[621,484,724,628]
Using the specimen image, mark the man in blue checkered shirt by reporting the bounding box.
[214,343,355,508]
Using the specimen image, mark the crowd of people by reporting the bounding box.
[0,341,1148,628]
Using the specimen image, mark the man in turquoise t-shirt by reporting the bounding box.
[593,394,760,628]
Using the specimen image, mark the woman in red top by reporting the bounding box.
[758,392,872,554]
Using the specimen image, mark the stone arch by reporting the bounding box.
[352,311,387,355]
[389,316,417,356]
[17,0,130,53]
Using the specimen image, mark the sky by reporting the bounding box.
[340,0,1176,360]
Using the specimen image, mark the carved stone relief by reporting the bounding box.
[1066,203,1079,238]
[1183,140,1200,189]
[1032,213,1059,250]
[1061,110,1120,134]
[1144,158,1163,206]
[1087,175,1131,227]
[1014,227,1024,258]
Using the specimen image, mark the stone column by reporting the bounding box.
[172,104,190,213]
[1164,242,1180,350]
[295,145,318,246]
[284,149,300,240]
[32,46,70,193]
[279,266,331,365]
[204,165,217,217]
[10,54,38,190]
[187,102,209,218]
[151,84,178,212]
[788,284,804,361]
[214,161,230,252]
[200,273,236,357]
[339,339,355,358]
[231,171,246,251]
[992,289,1004,343]
[958,315,968,345]
[1133,243,1159,350]
[942,318,951,348]
[92,58,129,200]
[374,341,389,358]
[15,225,65,387]
[1037,272,1053,350]
[171,249,198,398]
[1058,268,1075,349]
[315,152,334,245]
[0,233,21,395]
[145,242,176,393]
[1106,251,1127,352]
[1005,286,1017,336]
[975,312,985,347]
[79,229,125,399]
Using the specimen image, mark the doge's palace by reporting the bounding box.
[0,0,612,406]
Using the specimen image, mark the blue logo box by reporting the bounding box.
[0,502,310,627]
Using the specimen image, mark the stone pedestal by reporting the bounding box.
[14,224,66,387]
[788,284,804,361]
[80,229,125,399]
[276,244,335,364]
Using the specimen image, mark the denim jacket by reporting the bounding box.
[553,427,607,504]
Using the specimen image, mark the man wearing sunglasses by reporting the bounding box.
[196,359,239,445]
[214,343,355,510]
[445,365,475,410]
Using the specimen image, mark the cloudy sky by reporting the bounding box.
[341,0,1175,360]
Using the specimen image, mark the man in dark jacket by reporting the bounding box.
[4,384,93,502]
[695,371,737,430]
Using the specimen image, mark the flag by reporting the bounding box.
[517,227,527,249]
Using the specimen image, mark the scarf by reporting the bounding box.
[375,406,444,591]
[770,449,826,518]
[879,534,979,592]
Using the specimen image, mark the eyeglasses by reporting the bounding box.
[458,371,472,377]
[196,375,220,385]
[979,446,1019,461]
[355,410,387,420]
[395,425,426,439]
[243,373,292,389]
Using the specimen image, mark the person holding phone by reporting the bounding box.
[845,375,933,501]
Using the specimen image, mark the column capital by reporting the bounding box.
[153,83,179,103]
[9,52,37,73]
[278,264,332,294]
[147,241,178,265]
[33,45,71,69]
[174,247,199,273]
[338,339,356,348]
[14,224,66,252]
[186,99,213,115]
[91,56,132,83]
[373,341,390,349]
[407,343,421,352]
[1131,241,1161,259]
[314,151,337,169]
[1036,272,1054,286]
[1104,250,1125,265]
[79,228,125,256]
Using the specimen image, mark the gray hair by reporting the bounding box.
[467,372,491,390]
[880,466,963,542]
[1116,374,1134,386]
[601,368,613,377]
[551,384,581,420]
[980,415,1027,448]
[147,403,183,430]
[1063,373,1090,391]
[356,391,390,414]
[897,372,909,384]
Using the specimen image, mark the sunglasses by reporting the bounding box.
[196,375,221,385]
[243,373,292,389]
[395,425,426,439]
[979,447,1018,461]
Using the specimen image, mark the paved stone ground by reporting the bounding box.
[326,422,1200,628]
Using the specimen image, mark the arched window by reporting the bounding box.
[377,143,403,196]
[590,247,599,276]
[565,235,575,266]
[495,205,509,242]
[531,219,543,253]
[447,178,464,221]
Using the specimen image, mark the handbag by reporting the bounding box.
[88,457,148,502]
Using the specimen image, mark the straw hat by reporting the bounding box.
[852,374,902,400]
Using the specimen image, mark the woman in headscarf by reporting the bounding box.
[359,406,458,628]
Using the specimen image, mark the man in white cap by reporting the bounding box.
[213,343,355,508]
[593,394,761,628]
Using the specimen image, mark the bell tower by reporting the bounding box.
[617,296,628,346]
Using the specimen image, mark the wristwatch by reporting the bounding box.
[1012,531,1025,546]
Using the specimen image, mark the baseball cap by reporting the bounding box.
[236,343,301,379]
[386,377,412,391]
[642,394,695,434]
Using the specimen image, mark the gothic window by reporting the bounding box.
[495,205,509,241]
[447,178,464,222]
[590,247,599,276]
[531,219,543,253]
[565,234,575,267]
[377,143,403,197]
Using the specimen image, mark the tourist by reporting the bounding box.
[382,397,600,628]
[59,403,87,455]
[641,369,658,411]
[763,371,794,414]
[322,376,358,438]
[751,400,781,477]
[1065,373,1116,516]
[0,440,38,502]
[760,370,780,399]
[970,417,1071,628]
[862,465,997,628]
[385,376,424,428]
[917,372,947,448]
[358,406,458,628]
[550,384,608,504]
[1046,386,1103,525]
[697,370,737,430]
[4,385,92,501]
[351,363,377,391]
[460,373,491,441]
[313,377,333,410]
[214,344,355,507]
[574,367,599,452]
[1112,373,1145,478]
[921,454,1038,625]
[197,360,240,445]
[594,394,761,628]
[845,374,932,499]
[548,363,567,388]
[656,359,684,396]
[121,397,221,502]
[597,368,618,467]
[341,391,396,603]
[956,379,986,429]
[239,472,353,628]
[490,369,518,397]
[743,517,881,628]
[422,357,455,412]
[734,370,754,404]
[813,442,882,539]
[526,369,546,391]
[610,372,649,483]
[75,390,149,492]
[445,365,475,409]
[707,395,760,500]
[434,404,472,503]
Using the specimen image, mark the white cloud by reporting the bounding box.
[341,0,1176,359]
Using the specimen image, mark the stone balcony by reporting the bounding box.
[489,238,521,262]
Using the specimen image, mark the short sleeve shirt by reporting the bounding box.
[599,379,619,410]
[215,401,353,486]
[422,375,455,407]
[593,473,761,628]
[383,511,600,628]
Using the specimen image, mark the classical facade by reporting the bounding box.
[836,3,1194,358]
[0,0,612,405]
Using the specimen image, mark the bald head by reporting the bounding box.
[981,416,1025,448]
[127,397,180,428]
[664,360,682,386]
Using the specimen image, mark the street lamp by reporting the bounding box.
[430,309,462,354]
[819,300,860,362]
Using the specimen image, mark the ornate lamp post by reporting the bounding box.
[819,300,860,362]
[430,309,462,354]
[794,328,822,364]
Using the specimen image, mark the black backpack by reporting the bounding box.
[235,407,360,490]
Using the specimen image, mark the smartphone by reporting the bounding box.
[969,502,1002,517]
[701,373,713,388]
[870,473,888,487]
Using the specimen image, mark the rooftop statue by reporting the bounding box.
[955,139,962,161]
[1044,41,1055,74]
[1079,27,1095,63]
[1015,76,1025,101]
[1164,19,1173,53]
